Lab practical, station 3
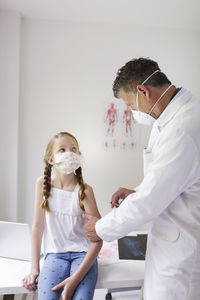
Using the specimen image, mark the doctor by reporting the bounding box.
[84,58,200,300]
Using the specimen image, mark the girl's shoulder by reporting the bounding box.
[35,176,44,190]
[82,184,101,218]
[84,184,94,198]
[35,175,53,184]
[36,175,44,184]
[83,184,96,205]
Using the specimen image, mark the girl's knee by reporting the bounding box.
[72,263,98,300]
[72,286,95,300]
[38,289,61,300]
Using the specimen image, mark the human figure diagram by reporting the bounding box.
[123,105,135,137]
[104,103,118,137]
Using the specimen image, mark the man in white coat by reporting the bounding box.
[84,58,200,300]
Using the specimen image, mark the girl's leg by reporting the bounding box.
[70,252,98,300]
[38,253,71,300]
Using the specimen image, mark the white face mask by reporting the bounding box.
[54,151,82,174]
[132,70,172,126]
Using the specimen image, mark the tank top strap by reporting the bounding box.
[74,183,80,193]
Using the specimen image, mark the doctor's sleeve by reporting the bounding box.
[96,129,200,242]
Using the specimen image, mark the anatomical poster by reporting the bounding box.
[103,100,140,151]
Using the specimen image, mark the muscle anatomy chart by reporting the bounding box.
[103,101,139,151]
[104,103,118,137]
[123,105,135,137]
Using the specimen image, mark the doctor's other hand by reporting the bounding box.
[111,187,135,208]
[22,271,39,291]
[83,214,102,242]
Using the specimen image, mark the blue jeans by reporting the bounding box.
[38,252,98,300]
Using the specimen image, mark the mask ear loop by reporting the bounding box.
[142,70,160,85]
[148,84,172,116]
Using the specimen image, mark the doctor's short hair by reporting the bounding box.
[113,57,171,98]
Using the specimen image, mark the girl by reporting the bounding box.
[22,132,102,300]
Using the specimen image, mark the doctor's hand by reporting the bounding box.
[111,187,135,208]
[83,214,102,242]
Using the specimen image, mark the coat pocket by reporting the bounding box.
[151,215,180,242]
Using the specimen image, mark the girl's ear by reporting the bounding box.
[48,156,54,165]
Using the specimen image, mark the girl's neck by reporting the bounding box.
[53,171,78,191]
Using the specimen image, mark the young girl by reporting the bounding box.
[22,132,102,300]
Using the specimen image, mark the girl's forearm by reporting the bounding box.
[72,241,102,283]
[31,226,43,272]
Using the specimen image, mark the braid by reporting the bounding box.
[76,167,86,211]
[40,162,52,212]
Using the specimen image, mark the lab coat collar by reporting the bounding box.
[155,89,192,130]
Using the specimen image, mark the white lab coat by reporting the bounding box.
[96,89,200,300]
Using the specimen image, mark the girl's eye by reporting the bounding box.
[60,148,65,152]
[72,147,77,152]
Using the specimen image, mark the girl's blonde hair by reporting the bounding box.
[40,132,86,212]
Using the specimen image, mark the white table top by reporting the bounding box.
[97,259,145,289]
[0,257,145,295]
[0,257,32,295]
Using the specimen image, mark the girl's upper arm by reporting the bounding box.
[82,185,101,219]
[32,176,45,229]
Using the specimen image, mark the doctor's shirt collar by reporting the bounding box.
[155,88,191,130]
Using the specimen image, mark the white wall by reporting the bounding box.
[0,14,199,225]
[17,19,200,225]
[0,11,20,221]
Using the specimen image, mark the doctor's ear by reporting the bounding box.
[137,85,151,100]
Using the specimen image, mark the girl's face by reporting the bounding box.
[49,135,80,164]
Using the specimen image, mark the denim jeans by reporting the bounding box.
[38,252,98,300]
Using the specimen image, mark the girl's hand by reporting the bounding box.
[22,271,39,291]
[52,276,77,300]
